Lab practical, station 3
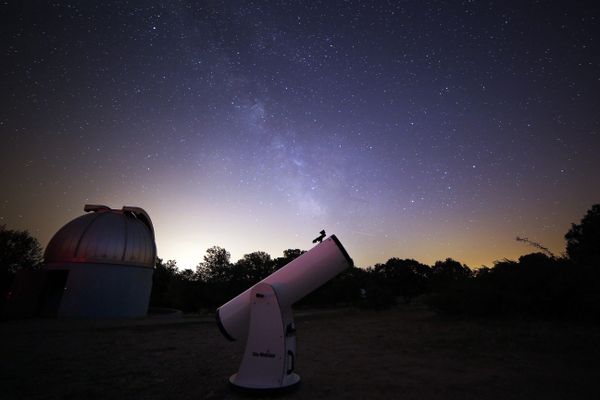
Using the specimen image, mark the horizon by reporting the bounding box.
[2,201,584,270]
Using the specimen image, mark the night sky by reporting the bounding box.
[2,1,599,269]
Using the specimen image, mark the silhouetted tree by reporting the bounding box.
[274,249,306,270]
[424,258,473,314]
[566,204,600,267]
[374,258,431,303]
[335,266,371,305]
[357,265,396,309]
[0,226,43,310]
[234,251,275,284]
[195,246,246,305]
[424,251,594,318]
[178,268,197,282]
[196,246,233,283]
[430,258,471,288]
[150,258,178,307]
[299,265,376,307]
[0,225,43,274]
[165,268,202,312]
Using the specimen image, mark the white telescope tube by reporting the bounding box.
[216,235,353,341]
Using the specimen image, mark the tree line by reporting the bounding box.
[150,204,600,319]
[1,204,599,319]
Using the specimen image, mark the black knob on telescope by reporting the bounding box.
[312,230,326,243]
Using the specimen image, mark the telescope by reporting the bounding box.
[216,234,353,391]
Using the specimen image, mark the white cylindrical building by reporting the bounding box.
[43,204,156,318]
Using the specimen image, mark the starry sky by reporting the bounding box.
[2,1,599,269]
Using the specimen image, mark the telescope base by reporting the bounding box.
[229,373,300,393]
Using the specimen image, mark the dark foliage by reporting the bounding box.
[196,246,233,283]
[0,225,43,311]
[566,204,600,267]
[298,266,370,307]
[373,258,431,303]
[149,258,178,308]
[429,258,471,289]
[234,251,276,283]
[274,249,306,270]
[424,253,600,320]
[0,225,43,274]
[359,277,396,309]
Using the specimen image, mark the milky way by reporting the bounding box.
[2,1,599,268]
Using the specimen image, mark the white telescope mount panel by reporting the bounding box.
[229,282,300,391]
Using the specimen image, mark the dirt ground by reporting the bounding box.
[2,306,600,400]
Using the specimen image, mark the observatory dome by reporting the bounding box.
[44,204,156,268]
[36,204,156,318]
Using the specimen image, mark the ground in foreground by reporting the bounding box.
[1,306,599,399]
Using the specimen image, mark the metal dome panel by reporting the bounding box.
[44,205,156,267]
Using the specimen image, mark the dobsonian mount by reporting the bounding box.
[215,234,353,391]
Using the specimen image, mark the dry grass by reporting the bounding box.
[2,306,599,399]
